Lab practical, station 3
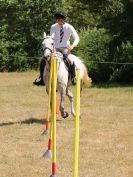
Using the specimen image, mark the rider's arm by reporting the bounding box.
[71,26,79,46]
[50,24,55,37]
[68,25,79,51]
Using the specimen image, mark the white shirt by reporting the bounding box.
[50,22,79,48]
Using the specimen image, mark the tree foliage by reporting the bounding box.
[0,0,62,71]
[74,28,112,82]
[0,0,133,82]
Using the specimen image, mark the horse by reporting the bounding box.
[42,32,92,118]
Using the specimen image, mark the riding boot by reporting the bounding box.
[70,62,76,85]
[33,57,46,86]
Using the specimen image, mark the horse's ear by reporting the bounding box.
[43,32,46,38]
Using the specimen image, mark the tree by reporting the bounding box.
[0,0,62,71]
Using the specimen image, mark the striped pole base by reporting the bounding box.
[50,163,58,177]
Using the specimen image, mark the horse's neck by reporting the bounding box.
[55,51,63,62]
[45,61,50,72]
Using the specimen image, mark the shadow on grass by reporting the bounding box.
[0,118,45,127]
[0,118,62,127]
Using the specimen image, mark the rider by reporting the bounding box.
[33,10,79,86]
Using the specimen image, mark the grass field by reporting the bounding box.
[0,71,133,177]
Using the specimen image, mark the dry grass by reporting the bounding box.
[0,71,133,177]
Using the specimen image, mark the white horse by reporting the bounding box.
[42,32,92,118]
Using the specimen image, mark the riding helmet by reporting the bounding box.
[54,10,67,19]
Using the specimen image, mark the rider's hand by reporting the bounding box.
[68,44,76,51]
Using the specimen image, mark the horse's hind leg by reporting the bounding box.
[66,88,75,117]
[60,87,69,119]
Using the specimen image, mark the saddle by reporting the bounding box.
[57,52,76,85]
[63,55,71,72]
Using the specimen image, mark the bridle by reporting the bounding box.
[42,36,54,54]
[42,39,55,68]
[43,47,53,53]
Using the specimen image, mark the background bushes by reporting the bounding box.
[110,41,133,82]
[74,28,112,82]
[74,29,133,83]
[0,0,133,83]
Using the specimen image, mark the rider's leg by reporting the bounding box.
[33,57,46,86]
[57,48,76,85]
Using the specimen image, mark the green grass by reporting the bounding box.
[0,71,133,177]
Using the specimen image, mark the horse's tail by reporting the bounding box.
[83,66,92,84]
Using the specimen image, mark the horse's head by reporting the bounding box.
[42,32,54,61]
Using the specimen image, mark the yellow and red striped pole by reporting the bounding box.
[43,56,59,158]
[43,58,54,158]
[43,53,53,136]
[50,56,58,177]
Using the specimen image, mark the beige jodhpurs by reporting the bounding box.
[56,47,74,65]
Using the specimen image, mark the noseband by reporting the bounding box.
[43,47,53,53]
[42,36,54,53]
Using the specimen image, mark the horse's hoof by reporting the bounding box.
[62,112,69,119]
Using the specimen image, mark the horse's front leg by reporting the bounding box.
[66,88,75,117]
[60,87,69,119]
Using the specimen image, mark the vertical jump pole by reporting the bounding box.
[43,58,54,158]
[50,57,58,177]
[74,69,81,177]
[42,54,53,136]
[43,55,58,159]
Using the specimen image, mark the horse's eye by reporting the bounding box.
[52,43,53,45]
